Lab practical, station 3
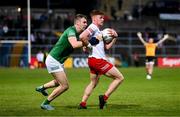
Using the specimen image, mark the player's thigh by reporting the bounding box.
[90,73,101,85]
[51,71,69,86]
[46,55,64,73]
[105,66,124,80]
[146,61,154,68]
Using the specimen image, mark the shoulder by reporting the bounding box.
[89,23,98,28]
[65,26,76,36]
[87,24,99,31]
[66,26,76,32]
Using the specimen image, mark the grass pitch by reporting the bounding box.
[0,67,180,116]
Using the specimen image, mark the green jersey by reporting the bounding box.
[49,26,80,63]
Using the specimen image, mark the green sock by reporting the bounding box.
[42,99,50,105]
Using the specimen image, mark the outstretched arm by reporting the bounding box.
[137,32,146,45]
[79,29,91,46]
[68,36,83,48]
[157,34,169,45]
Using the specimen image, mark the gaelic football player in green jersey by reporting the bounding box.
[35,14,88,110]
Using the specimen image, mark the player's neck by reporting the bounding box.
[92,22,101,29]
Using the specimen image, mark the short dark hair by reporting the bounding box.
[90,10,104,17]
[74,14,87,23]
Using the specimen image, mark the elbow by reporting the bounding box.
[81,38,89,46]
[80,37,85,42]
[89,37,99,45]
[105,46,111,50]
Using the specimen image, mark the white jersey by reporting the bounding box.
[86,23,106,60]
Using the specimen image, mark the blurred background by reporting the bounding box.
[0,0,179,68]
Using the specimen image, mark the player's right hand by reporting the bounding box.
[83,45,92,54]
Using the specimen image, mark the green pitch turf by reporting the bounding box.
[0,67,180,116]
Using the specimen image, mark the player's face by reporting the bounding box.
[149,38,154,43]
[94,15,104,27]
[79,18,88,31]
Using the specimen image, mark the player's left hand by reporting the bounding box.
[96,34,103,41]
[111,29,118,38]
[164,34,169,39]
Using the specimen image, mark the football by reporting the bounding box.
[102,28,114,43]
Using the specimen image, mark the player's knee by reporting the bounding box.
[62,84,69,91]
[90,82,97,89]
[85,92,91,97]
[91,82,98,88]
[93,83,98,88]
[117,75,124,82]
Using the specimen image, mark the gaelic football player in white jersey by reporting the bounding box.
[79,10,124,109]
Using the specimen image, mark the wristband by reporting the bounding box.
[87,43,92,48]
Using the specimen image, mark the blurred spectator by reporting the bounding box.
[157,27,166,47]
[36,32,46,44]
[55,16,63,31]
[3,24,8,34]
[133,51,140,67]
[111,7,117,20]
[15,15,23,28]
[30,33,36,44]
[118,0,123,10]
[157,27,166,39]
[63,14,73,29]
[36,50,45,68]
[0,25,3,36]
[104,15,110,22]
[40,13,48,22]
[40,32,46,44]
[123,10,133,21]
[43,48,49,63]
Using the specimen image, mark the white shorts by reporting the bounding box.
[146,61,154,65]
[45,55,64,73]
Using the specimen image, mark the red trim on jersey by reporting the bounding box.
[87,28,93,34]
[88,57,113,75]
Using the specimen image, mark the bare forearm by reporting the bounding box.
[72,41,83,48]
[81,37,89,46]
[157,34,169,45]
[105,38,116,50]
[157,38,167,45]
[139,37,146,45]
[137,32,146,45]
